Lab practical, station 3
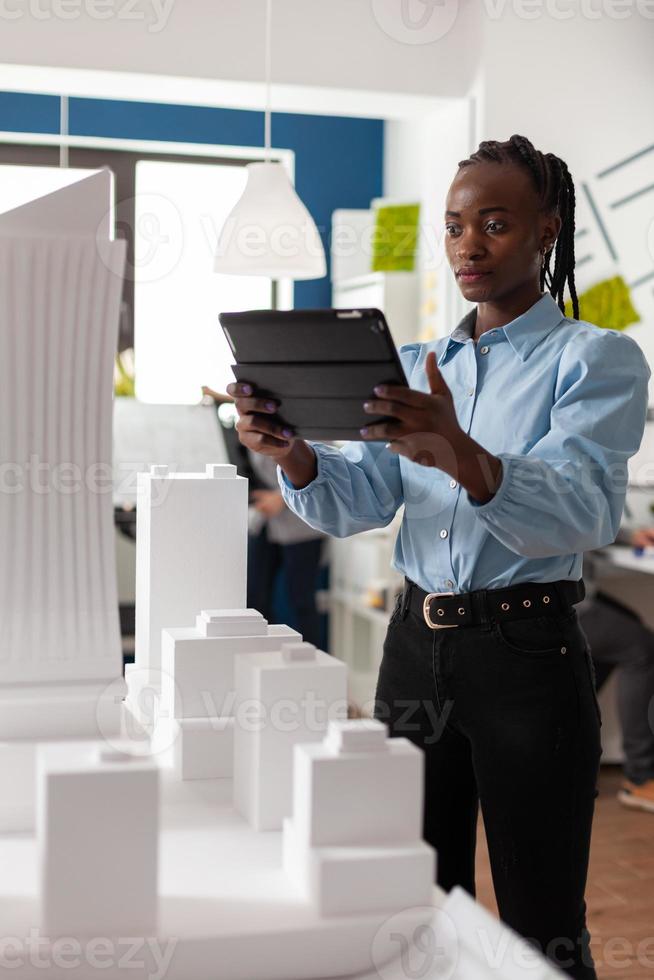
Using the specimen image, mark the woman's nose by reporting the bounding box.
[454,227,486,260]
[457,242,486,262]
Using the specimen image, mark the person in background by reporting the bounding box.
[580,525,654,813]
[245,449,325,647]
[203,386,325,647]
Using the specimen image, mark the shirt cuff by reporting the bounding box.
[277,443,324,495]
[466,454,514,514]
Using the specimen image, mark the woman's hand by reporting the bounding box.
[631,528,654,549]
[226,381,297,460]
[360,352,462,468]
[226,381,318,489]
[360,351,502,504]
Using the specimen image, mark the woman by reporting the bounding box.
[227,135,650,979]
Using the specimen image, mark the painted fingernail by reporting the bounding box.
[374,385,385,396]
[360,427,369,436]
[242,384,253,395]
[363,401,372,411]
[282,428,293,438]
[265,401,276,411]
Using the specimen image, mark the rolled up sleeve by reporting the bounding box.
[278,440,403,538]
[468,330,650,558]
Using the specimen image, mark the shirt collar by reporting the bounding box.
[438,292,566,365]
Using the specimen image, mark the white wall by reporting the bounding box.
[384,98,475,339]
[478,4,654,378]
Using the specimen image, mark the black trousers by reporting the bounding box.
[373,582,602,980]
[247,526,323,647]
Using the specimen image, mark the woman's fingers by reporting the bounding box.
[247,432,292,451]
[226,381,254,397]
[359,418,406,441]
[236,412,294,441]
[233,396,280,416]
[363,398,415,422]
[225,382,281,419]
[372,384,430,408]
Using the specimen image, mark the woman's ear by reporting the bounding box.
[541,212,562,252]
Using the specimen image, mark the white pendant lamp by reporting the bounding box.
[214,0,326,280]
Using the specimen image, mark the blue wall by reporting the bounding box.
[0,92,384,308]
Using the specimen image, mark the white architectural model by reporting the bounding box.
[37,742,159,938]
[0,170,126,831]
[234,641,348,830]
[284,719,435,916]
[133,463,248,676]
[160,608,301,780]
[129,463,248,718]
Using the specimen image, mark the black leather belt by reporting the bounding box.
[404,577,585,630]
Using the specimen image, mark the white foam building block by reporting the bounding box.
[293,719,424,846]
[172,716,234,781]
[133,464,248,695]
[160,610,302,781]
[283,720,435,917]
[0,170,127,830]
[161,610,301,720]
[443,886,565,979]
[234,643,348,831]
[283,831,435,918]
[37,741,159,938]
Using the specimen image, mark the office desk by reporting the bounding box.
[597,544,654,578]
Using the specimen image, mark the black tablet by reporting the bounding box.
[219,308,409,440]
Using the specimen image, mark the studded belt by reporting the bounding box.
[404,577,585,630]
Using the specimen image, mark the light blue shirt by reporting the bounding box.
[278,292,650,594]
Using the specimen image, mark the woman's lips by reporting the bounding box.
[457,271,491,282]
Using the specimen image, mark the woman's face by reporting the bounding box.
[444,161,561,304]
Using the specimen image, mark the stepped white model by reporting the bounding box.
[0,169,126,831]
[234,640,348,830]
[160,608,301,780]
[283,718,435,916]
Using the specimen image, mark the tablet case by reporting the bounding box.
[220,308,408,440]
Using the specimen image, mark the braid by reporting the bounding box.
[458,135,579,319]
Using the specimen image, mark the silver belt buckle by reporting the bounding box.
[423,591,458,630]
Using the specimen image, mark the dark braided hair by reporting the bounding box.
[458,135,579,319]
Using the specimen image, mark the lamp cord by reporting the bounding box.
[264,0,272,160]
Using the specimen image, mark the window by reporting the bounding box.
[134,160,272,404]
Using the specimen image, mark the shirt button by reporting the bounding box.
[466,388,474,397]
[445,579,454,588]
[449,479,457,489]
[480,345,490,355]
[440,529,448,539]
